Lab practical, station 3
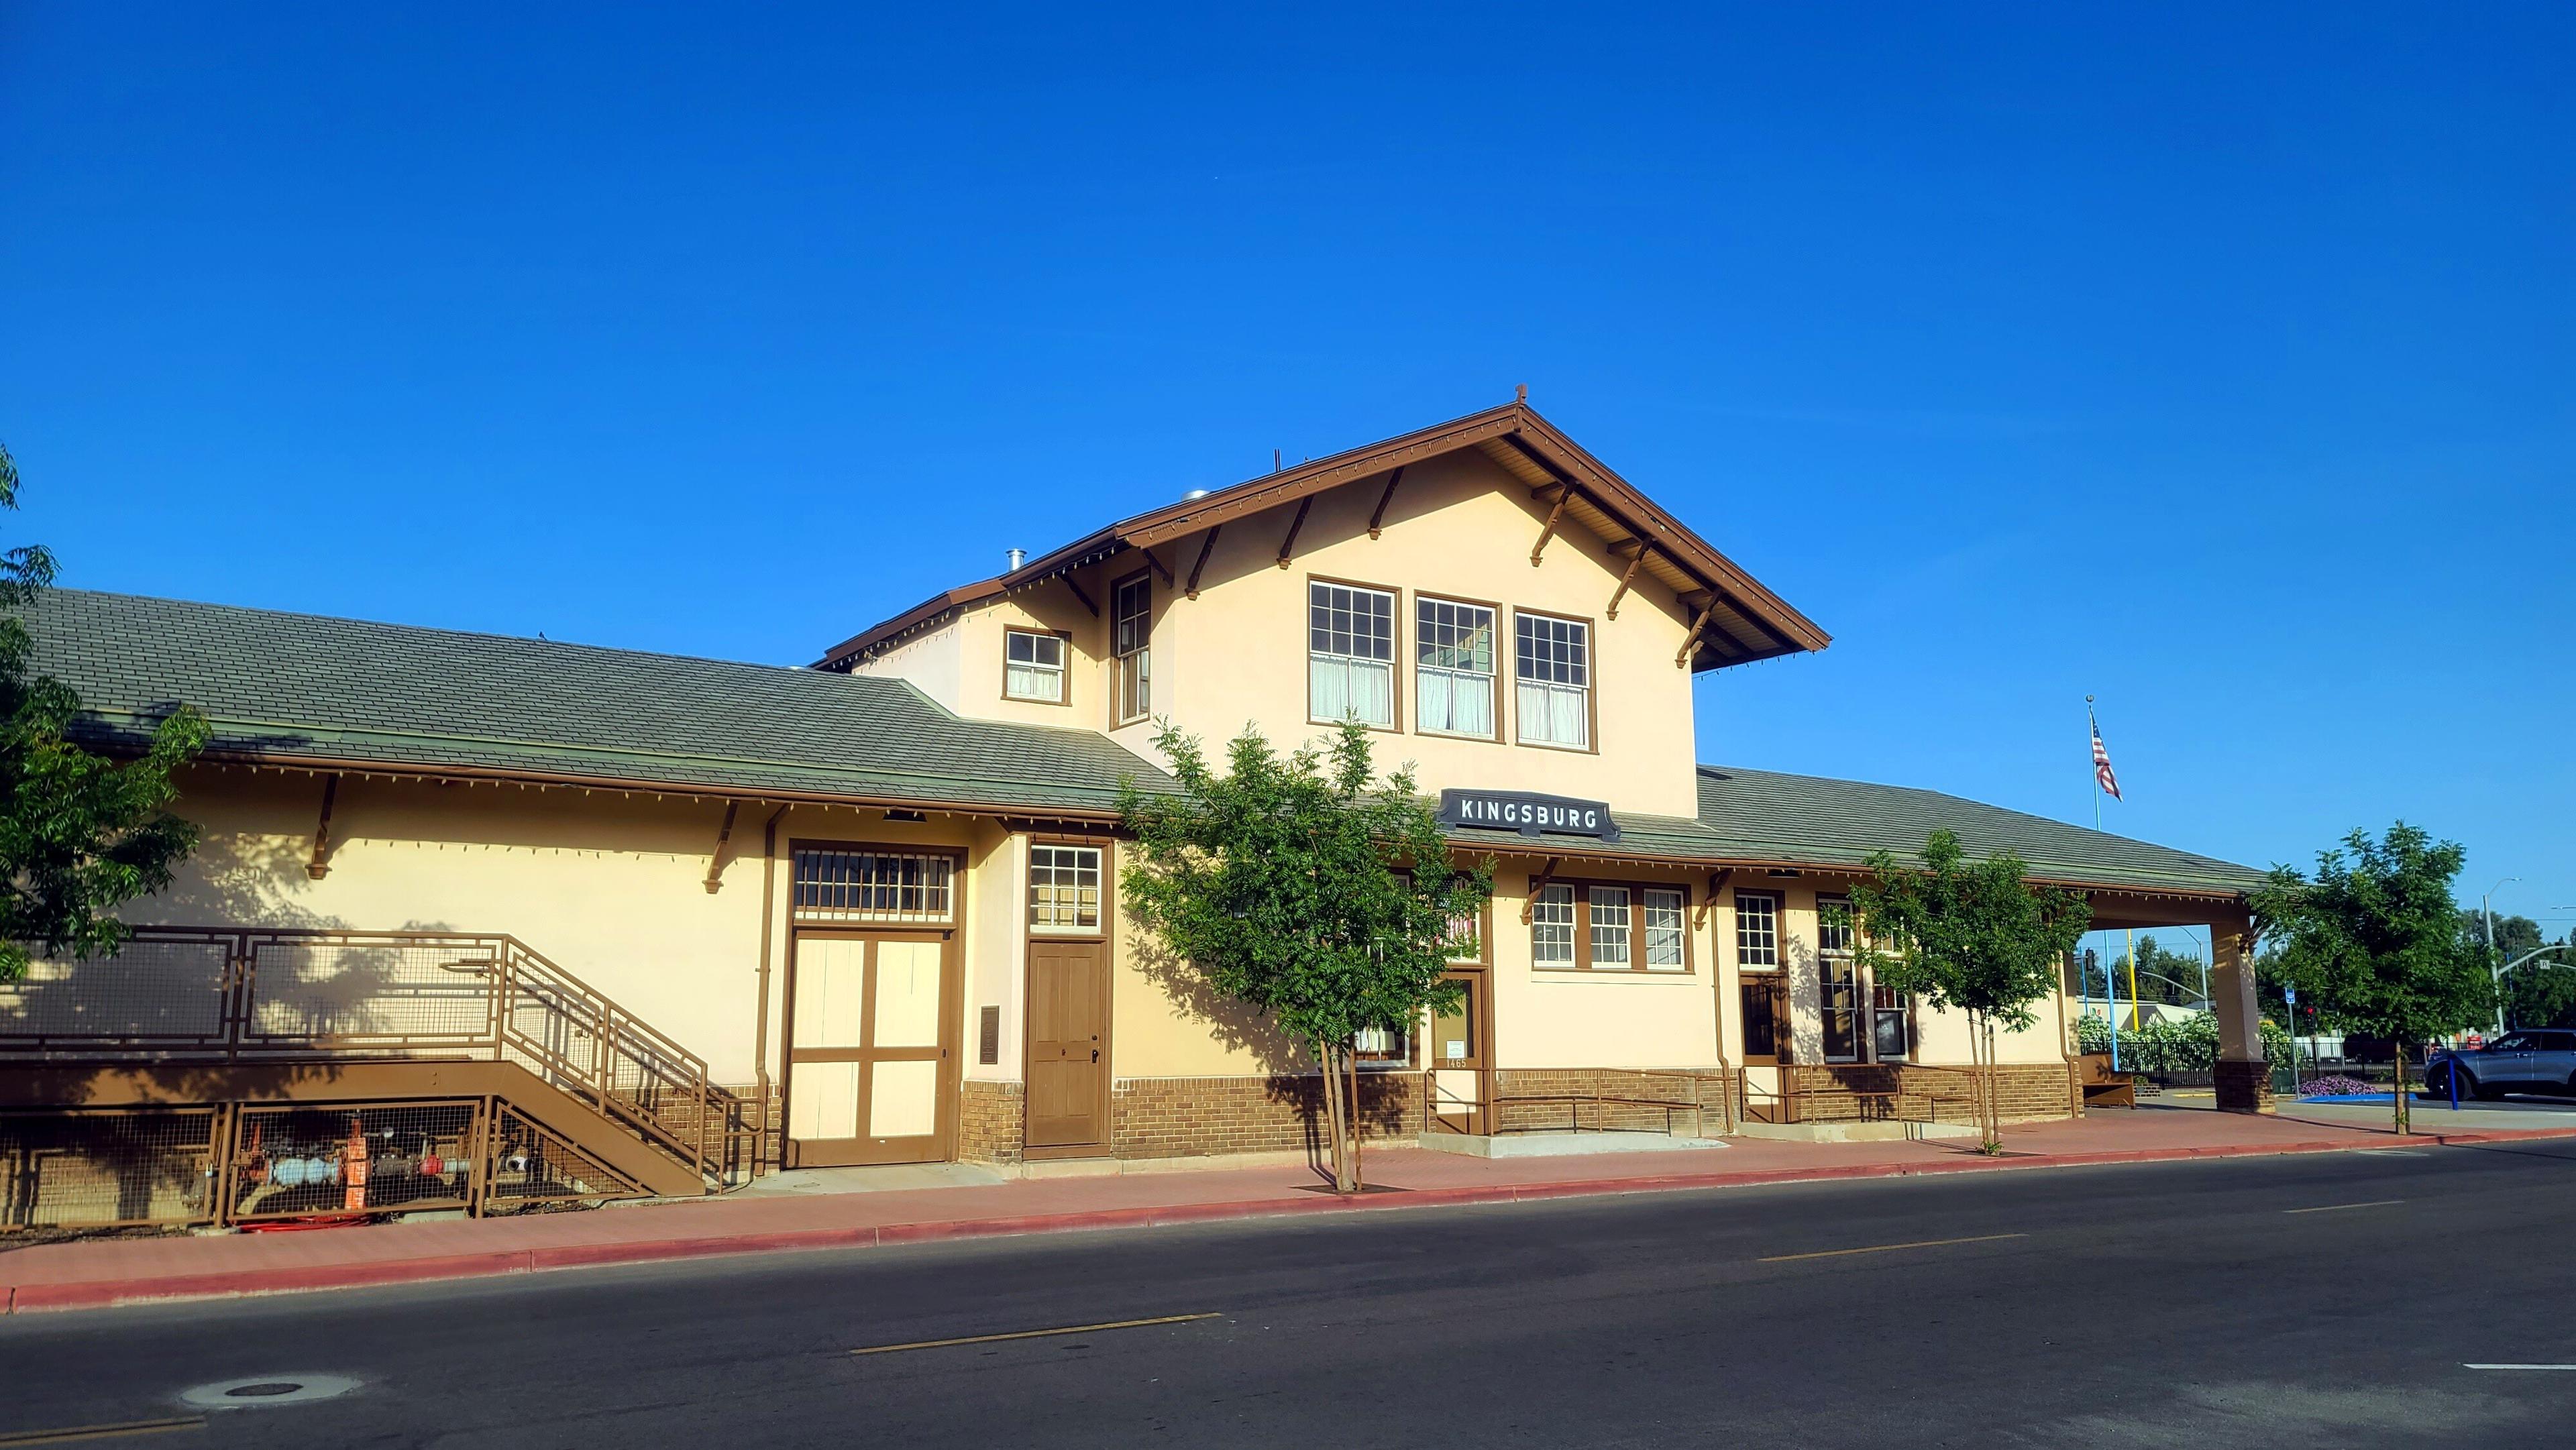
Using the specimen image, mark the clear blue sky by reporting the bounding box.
[5,5,2569,937]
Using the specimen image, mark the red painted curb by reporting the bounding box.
[12,1123,2575,1314]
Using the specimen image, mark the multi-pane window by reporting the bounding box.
[1353,1025,1410,1064]
[1004,629,1067,704]
[1588,887,1632,968]
[793,849,954,924]
[1415,597,1496,737]
[1112,575,1151,722]
[1514,612,1591,748]
[1309,581,1396,728]
[1027,844,1102,933]
[1643,889,1686,970]
[1733,892,1780,970]
[1535,883,1695,972]
[1447,907,1485,964]
[1818,897,1860,1062]
[1530,885,1577,966]
[1873,983,1912,1061]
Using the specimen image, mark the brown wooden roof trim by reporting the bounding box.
[813,398,1830,673]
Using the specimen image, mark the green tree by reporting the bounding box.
[1119,719,1493,1194]
[1850,829,2093,1152]
[2249,824,2491,1133]
[2458,911,2576,1031]
[0,442,209,979]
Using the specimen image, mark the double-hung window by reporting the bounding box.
[1004,628,1067,704]
[1514,612,1591,748]
[1415,597,1496,738]
[1817,897,1861,1062]
[1112,574,1151,723]
[1309,581,1396,728]
[1535,883,1694,972]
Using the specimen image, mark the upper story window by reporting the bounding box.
[1733,891,1780,970]
[1004,628,1068,704]
[1514,612,1591,749]
[1112,573,1151,724]
[1309,581,1396,728]
[1027,844,1102,934]
[1415,597,1497,738]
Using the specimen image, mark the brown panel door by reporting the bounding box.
[786,930,957,1168]
[1026,940,1108,1150]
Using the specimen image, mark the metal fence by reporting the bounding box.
[0,926,757,1193]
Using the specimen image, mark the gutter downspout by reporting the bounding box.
[753,803,792,1167]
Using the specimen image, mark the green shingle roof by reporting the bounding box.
[21,590,2260,898]
[1695,765,2265,897]
[28,590,1171,816]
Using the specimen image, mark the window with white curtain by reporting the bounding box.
[1004,629,1067,704]
[1415,596,1496,738]
[1514,612,1591,748]
[1309,581,1395,728]
[1112,573,1151,722]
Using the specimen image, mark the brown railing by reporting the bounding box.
[0,926,755,1190]
[1492,1094,1711,1139]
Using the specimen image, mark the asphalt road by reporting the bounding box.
[9,1140,2576,1449]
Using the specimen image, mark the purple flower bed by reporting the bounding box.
[2298,1074,2379,1099]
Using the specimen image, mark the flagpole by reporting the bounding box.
[2085,695,2115,1070]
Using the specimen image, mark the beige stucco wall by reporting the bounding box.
[1487,861,1721,1070]
[861,449,1707,820]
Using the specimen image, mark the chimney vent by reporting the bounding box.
[1006,547,1026,571]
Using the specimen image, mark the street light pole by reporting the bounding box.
[2484,878,2520,1036]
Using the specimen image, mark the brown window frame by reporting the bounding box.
[1733,891,1782,970]
[1413,592,1502,742]
[1816,895,1863,1063]
[1509,607,1599,755]
[1110,571,1152,726]
[1529,878,1695,974]
[1002,626,1074,707]
[1305,575,1403,734]
[1026,840,1108,938]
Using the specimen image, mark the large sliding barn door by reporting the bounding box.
[786,930,957,1167]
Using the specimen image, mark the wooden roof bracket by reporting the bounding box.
[1531,484,1569,567]
[1140,547,1175,590]
[703,799,740,893]
[1605,541,1646,620]
[1693,867,1735,930]
[1275,496,1313,569]
[1061,572,1100,618]
[1366,465,1405,539]
[1185,524,1222,599]
[305,772,340,880]
[1519,854,1564,924]
[1675,602,1715,668]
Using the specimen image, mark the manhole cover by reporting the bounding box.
[180,1374,360,1408]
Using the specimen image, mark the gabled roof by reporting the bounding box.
[28,589,1170,818]
[1695,765,2267,899]
[814,399,1831,674]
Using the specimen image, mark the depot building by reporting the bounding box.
[9,399,2276,1194]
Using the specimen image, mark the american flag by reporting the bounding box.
[2090,710,2123,802]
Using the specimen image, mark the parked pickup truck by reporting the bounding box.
[2424,1030,2576,1100]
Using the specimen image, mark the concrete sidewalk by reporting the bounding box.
[10,1106,2572,1315]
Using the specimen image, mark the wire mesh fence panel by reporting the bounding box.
[484,1107,647,1207]
[0,938,231,1051]
[244,938,499,1049]
[227,1101,480,1223]
[1,1109,224,1229]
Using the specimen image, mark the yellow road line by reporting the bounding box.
[852,1312,1223,1357]
[1759,1232,2027,1263]
[0,1418,205,1447]
[2284,1199,2405,1215]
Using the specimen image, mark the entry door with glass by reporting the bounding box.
[1430,970,1489,1135]
[786,931,956,1167]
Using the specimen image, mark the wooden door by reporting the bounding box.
[1026,940,1109,1152]
[1430,970,1489,1135]
[786,931,957,1167]
[1739,974,1788,1123]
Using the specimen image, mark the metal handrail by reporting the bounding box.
[0,925,751,1188]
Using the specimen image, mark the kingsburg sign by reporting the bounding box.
[1435,788,1620,843]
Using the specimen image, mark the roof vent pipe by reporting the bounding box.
[1006,547,1026,571]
